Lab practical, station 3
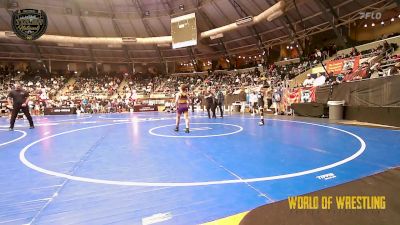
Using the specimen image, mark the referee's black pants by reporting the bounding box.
[10,105,34,129]
[216,103,223,117]
[206,104,216,118]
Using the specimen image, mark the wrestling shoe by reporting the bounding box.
[185,128,190,133]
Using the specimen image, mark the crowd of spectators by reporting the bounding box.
[1,36,400,116]
[1,65,72,115]
[298,41,399,87]
[333,40,396,60]
[0,65,18,100]
[61,72,121,100]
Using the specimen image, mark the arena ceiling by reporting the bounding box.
[0,0,396,63]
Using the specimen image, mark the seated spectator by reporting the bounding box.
[313,73,326,87]
[325,72,336,84]
[370,63,384,78]
[303,74,314,87]
[350,47,359,56]
[359,63,371,79]
[386,62,400,76]
[336,74,344,83]
[352,73,363,81]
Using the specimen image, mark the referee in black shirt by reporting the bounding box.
[7,83,34,131]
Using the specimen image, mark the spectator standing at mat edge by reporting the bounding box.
[204,87,216,119]
[215,87,224,118]
[7,82,34,131]
[272,88,282,115]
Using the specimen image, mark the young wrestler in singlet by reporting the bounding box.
[174,84,190,133]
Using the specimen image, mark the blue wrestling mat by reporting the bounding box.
[0,112,399,224]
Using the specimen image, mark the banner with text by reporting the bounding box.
[326,56,360,75]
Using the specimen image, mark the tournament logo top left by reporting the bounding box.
[12,9,47,41]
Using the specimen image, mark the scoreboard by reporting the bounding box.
[171,13,197,49]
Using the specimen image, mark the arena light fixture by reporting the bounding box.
[7,0,18,9]
[107,44,122,48]
[391,18,394,22]
[364,24,368,28]
[157,43,170,47]
[122,37,137,43]
[5,31,16,37]
[58,43,74,47]
[236,16,253,25]
[371,23,375,27]
[266,10,284,21]
[381,21,384,25]
[65,8,72,15]
[210,33,223,40]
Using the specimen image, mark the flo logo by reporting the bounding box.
[12,9,47,40]
[359,12,382,20]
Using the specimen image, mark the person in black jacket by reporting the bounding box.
[204,88,216,119]
[257,87,265,126]
[7,83,34,131]
[215,87,225,118]
[190,93,196,113]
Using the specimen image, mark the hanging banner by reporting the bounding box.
[326,56,360,75]
[300,87,316,103]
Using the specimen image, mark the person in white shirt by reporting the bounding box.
[313,73,326,87]
[235,77,240,84]
[303,74,314,87]
[249,91,258,116]
[386,63,399,76]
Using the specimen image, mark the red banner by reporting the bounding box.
[283,87,316,109]
[326,56,360,75]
